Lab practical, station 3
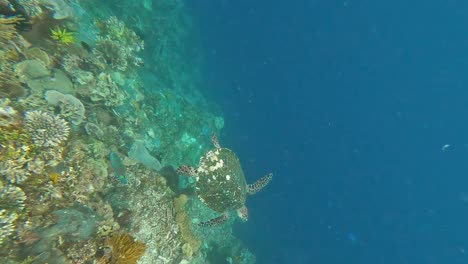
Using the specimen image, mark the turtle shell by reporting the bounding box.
[196,148,247,213]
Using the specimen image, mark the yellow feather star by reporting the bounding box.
[50,27,75,45]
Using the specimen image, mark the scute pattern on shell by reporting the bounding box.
[196,148,247,213]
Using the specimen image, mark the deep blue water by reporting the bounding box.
[190,1,468,263]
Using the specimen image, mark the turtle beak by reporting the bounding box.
[237,206,248,222]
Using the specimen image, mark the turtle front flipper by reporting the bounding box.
[247,173,273,195]
[199,212,229,227]
[176,165,198,177]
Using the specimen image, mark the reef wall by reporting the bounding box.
[0,0,254,263]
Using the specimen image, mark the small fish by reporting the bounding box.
[109,152,127,184]
[441,144,450,152]
[81,41,92,53]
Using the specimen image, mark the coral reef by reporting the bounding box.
[0,0,253,263]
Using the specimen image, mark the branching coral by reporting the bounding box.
[94,37,129,72]
[84,122,104,139]
[24,110,70,147]
[0,124,38,183]
[0,120,61,178]
[0,159,31,184]
[87,73,126,107]
[0,182,27,245]
[93,16,144,72]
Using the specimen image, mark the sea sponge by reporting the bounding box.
[24,110,70,147]
[128,141,162,171]
[45,90,85,125]
[84,122,104,139]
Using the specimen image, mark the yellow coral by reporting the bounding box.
[174,194,201,256]
[101,233,146,264]
[0,127,37,162]
[50,172,60,185]
[50,27,75,45]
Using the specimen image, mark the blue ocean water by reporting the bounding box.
[190,1,468,263]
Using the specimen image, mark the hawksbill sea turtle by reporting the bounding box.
[177,134,273,227]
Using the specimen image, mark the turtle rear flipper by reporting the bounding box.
[247,173,273,195]
[176,165,198,177]
[199,212,229,227]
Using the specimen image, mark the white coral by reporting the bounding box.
[0,160,31,184]
[24,110,70,147]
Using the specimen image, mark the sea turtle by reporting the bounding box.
[177,134,272,227]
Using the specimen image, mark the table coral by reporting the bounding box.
[45,90,85,125]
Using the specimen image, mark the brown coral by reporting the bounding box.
[0,16,25,94]
[0,16,23,45]
[101,233,146,264]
